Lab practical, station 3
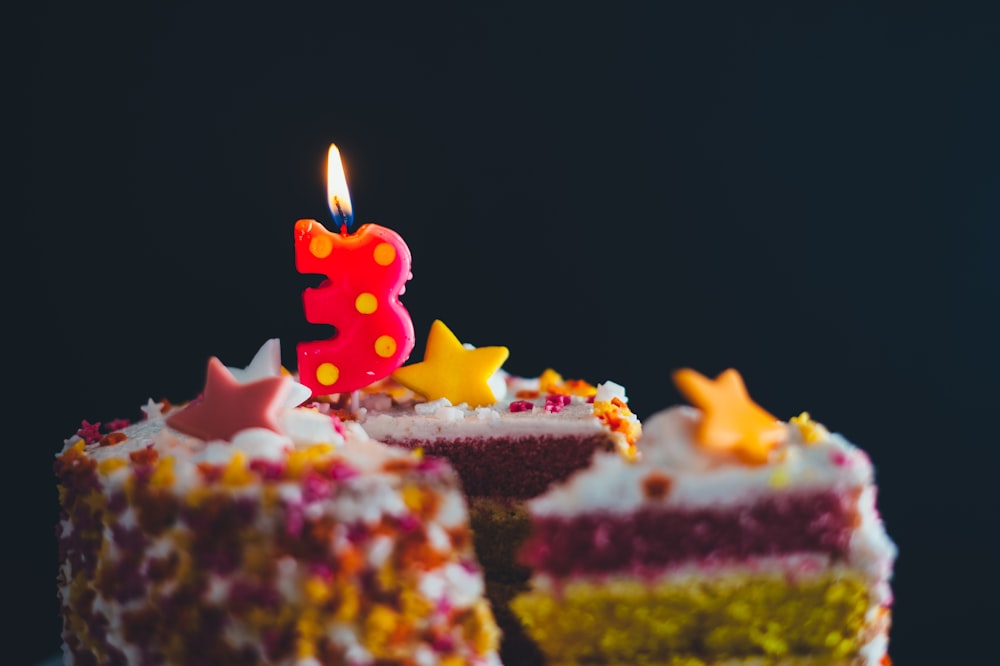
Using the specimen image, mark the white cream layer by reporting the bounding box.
[530,406,877,513]
[357,374,632,444]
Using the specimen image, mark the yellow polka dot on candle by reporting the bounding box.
[310,235,333,259]
[375,335,397,358]
[355,292,378,315]
[316,363,340,386]
[373,242,396,266]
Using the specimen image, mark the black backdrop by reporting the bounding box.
[14,2,999,664]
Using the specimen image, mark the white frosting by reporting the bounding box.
[530,406,876,514]
[593,380,627,403]
[849,485,898,605]
[62,339,349,465]
[354,371,634,445]
[65,405,350,466]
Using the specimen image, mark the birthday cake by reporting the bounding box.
[346,320,642,663]
[511,368,896,665]
[55,341,501,666]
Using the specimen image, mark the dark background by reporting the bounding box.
[14,1,999,663]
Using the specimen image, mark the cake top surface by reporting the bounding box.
[58,340,450,491]
[352,369,642,456]
[529,369,879,515]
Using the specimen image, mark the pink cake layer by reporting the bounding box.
[382,433,614,499]
[518,489,858,576]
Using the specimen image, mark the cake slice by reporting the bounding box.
[339,321,642,664]
[55,340,500,666]
[511,368,896,665]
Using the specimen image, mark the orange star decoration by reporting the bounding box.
[391,320,510,408]
[671,368,787,465]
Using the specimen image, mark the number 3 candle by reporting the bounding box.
[294,144,415,397]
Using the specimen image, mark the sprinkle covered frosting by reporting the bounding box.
[532,404,877,509]
[358,371,641,458]
[55,340,502,666]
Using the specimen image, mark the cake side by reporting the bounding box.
[56,342,501,666]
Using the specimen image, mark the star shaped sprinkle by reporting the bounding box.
[391,320,509,408]
[141,398,165,420]
[166,356,292,442]
[227,338,312,408]
[76,420,103,445]
[671,368,786,464]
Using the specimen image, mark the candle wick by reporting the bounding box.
[333,197,350,235]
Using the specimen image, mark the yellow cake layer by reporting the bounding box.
[511,570,882,665]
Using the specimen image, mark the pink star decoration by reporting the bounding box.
[166,356,292,442]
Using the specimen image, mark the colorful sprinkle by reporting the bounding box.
[641,471,673,500]
[76,421,103,445]
[544,394,572,413]
[790,411,829,445]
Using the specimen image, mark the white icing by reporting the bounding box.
[277,483,303,505]
[414,398,452,416]
[849,485,899,606]
[858,618,890,666]
[367,535,394,568]
[277,408,344,448]
[486,371,507,402]
[426,523,451,551]
[418,571,445,601]
[594,380,628,403]
[412,645,436,666]
[441,562,484,608]
[117,507,137,529]
[474,407,500,422]
[530,406,876,514]
[356,372,634,444]
[361,400,608,442]
[72,402,358,468]
[275,556,301,603]
[418,562,485,610]
[435,491,469,529]
[204,575,231,604]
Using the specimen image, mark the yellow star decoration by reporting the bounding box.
[391,320,510,408]
[671,368,787,465]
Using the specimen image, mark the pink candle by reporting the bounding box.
[295,144,415,396]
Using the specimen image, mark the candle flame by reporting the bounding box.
[326,143,354,231]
